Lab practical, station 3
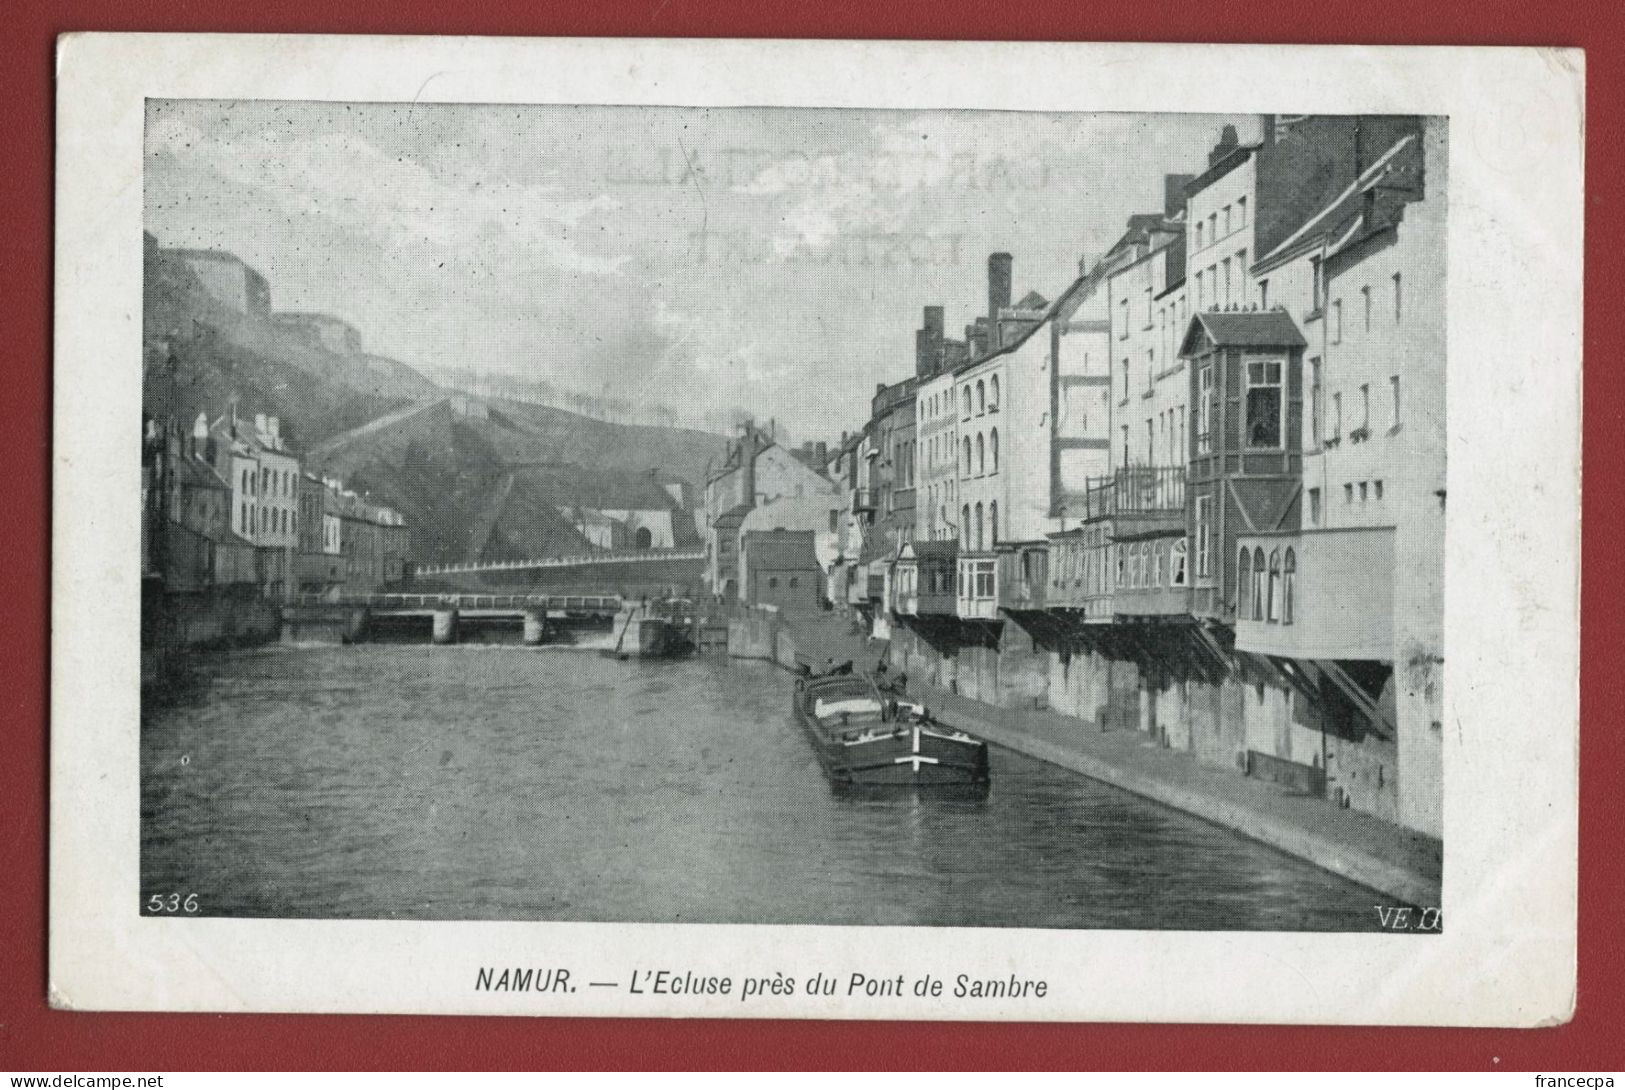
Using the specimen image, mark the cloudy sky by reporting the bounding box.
[146,100,1261,443]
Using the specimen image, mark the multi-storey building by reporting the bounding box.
[1234,119,1444,835]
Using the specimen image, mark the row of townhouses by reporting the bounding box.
[141,406,410,601]
[787,114,1446,839]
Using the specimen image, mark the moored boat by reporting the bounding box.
[790,672,990,787]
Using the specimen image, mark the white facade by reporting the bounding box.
[914,369,959,542]
[1108,239,1191,471]
[1185,155,1260,315]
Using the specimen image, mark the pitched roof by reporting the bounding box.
[1178,309,1308,356]
[1254,134,1422,273]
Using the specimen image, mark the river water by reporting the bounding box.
[141,642,1385,929]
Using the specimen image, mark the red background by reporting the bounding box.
[4,0,1618,1071]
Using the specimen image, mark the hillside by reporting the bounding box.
[308,398,725,564]
[142,248,440,448]
[143,245,727,565]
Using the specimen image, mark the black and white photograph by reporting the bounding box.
[52,35,1580,1022]
[137,100,1445,931]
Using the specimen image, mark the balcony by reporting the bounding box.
[1045,527,1115,622]
[915,540,958,615]
[851,487,878,512]
[892,557,918,616]
[998,545,1048,612]
[1233,526,1395,660]
[1113,534,1193,619]
[1078,466,1186,538]
[956,554,999,620]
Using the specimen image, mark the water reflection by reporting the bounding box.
[142,643,1385,930]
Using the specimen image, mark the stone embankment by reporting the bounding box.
[727,606,1441,908]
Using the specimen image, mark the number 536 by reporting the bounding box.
[146,893,199,914]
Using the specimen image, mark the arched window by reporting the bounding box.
[977,380,986,415]
[1171,538,1188,586]
[1238,547,1252,613]
[1116,544,1126,588]
[990,428,999,473]
[989,501,998,546]
[963,436,972,476]
[974,503,984,551]
[962,387,972,418]
[976,433,985,475]
[1155,542,1166,587]
[1283,548,1296,624]
[1267,548,1282,621]
[961,504,970,548]
[989,375,1000,412]
[1252,547,1266,620]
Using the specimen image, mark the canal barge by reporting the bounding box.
[791,673,990,787]
[607,599,694,659]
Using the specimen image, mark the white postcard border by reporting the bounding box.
[51,34,1583,1024]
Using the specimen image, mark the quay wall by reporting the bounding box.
[142,582,280,690]
[890,613,1403,826]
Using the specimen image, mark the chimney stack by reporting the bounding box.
[1164,173,1195,218]
[987,252,1013,350]
[255,412,268,436]
[916,305,946,378]
[1208,124,1239,168]
[1260,114,1277,145]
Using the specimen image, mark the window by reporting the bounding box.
[1196,364,1214,454]
[1344,483,1354,505]
[961,504,970,548]
[1237,196,1247,226]
[1267,549,1281,621]
[1222,257,1231,304]
[1117,544,1126,588]
[1310,257,1324,313]
[990,428,999,473]
[974,503,984,551]
[1245,359,1284,448]
[1223,205,1232,235]
[1146,348,1155,391]
[962,436,972,476]
[976,433,985,476]
[977,379,986,415]
[1390,375,1402,428]
[1360,383,1371,429]
[1195,496,1212,579]
[1171,538,1188,586]
[989,501,998,546]
[1238,547,1252,612]
[1332,299,1343,343]
[1374,480,1384,501]
[1282,549,1295,624]
[1309,357,1323,445]
[1308,487,1321,525]
[1194,270,1203,309]
[1332,391,1343,441]
[1360,481,1369,502]
[962,387,972,418]
[1195,221,1203,250]
[1362,285,1372,330]
[1122,358,1131,401]
[1393,272,1403,322]
[1252,547,1266,620]
[1146,419,1153,463]
[988,375,1000,412]
[1209,213,1217,242]
[1121,424,1130,467]
[1259,278,1269,309]
[1119,298,1130,339]
[768,577,779,590]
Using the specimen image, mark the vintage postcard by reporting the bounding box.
[51,35,1581,1022]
